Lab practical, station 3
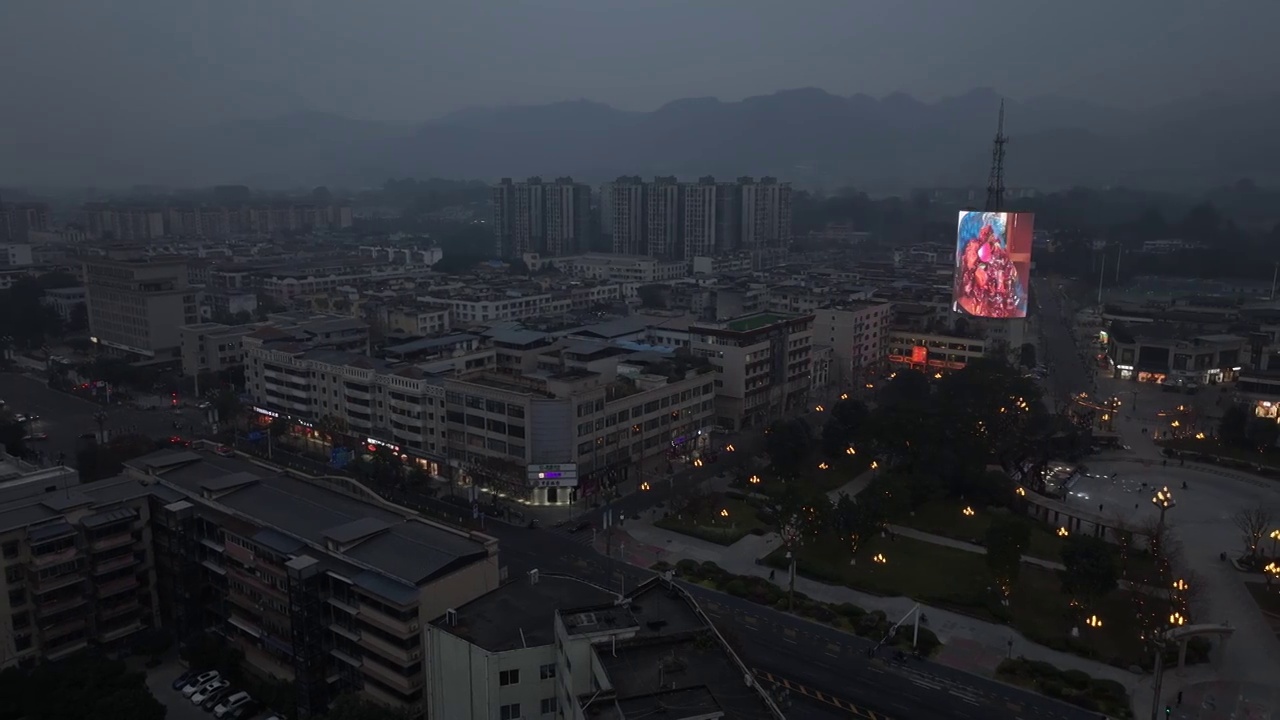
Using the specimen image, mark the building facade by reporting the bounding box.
[84,257,198,358]
[689,312,814,431]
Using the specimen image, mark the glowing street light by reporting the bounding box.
[1015,487,1027,497]
[1195,432,1206,440]
[1169,612,1186,627]
[1172,579,1188,593]
[640,481,651,491]
[845,447,857,456]
[724,444,736,452]
[814,405,825,412]
[840,393,849,400]
[870,461,879,470]
[1085,615,1103,628]
[719,509,729,518]
[693,458,704,467]
[962,506,976,517]
[1152,486,1176,510]
[748,474,761,485]
[1057,527,1070,537]
[817,462,830,470]
[933,372,943,380]
[872,553,887,564]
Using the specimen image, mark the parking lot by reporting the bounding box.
[143,659,271,720]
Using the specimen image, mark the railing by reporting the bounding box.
[96,575,140,598]
[93,554,138,576]
[359,631,416,666]
[29,546,79,569]
[89,532,136,554]
[360,656,422,693]
[357,605,417,637]
[31,572,85,595]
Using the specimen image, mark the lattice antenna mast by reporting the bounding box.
[985,100,1008,212]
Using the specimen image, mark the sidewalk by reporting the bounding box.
[621,515,1251,719]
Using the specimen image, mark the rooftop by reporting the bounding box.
[128,450,493,588]
[432,574,616,653]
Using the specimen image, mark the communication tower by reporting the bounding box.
[984,100,1008,212]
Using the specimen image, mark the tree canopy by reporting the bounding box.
[0,655,165,720]
[1059,535,1120,605]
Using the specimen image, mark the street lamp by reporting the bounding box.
[1172,579,1188,593]
[845,447,856,456]
[1270,529,1280,559]
[1015,487,1027,497]
[719,509,729,518]
[1168,612,1186,627]
[1085,614,1103,628]
[840,393,849,400]
[748,474,761,485]
[817,462,829,470]
[1057,527,1070,537]
[872,553,887,564]
[1152,487,1176,551]
[962,506,976,517]
[640,482,651,491]
[1265,561,1280,587]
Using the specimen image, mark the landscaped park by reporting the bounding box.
[655,359,1212,683]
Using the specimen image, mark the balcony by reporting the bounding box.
[359,632,417,666]
[38,617,87,641]
[31,571,85,595]
[98,599,140,622]
[227,565,287,602]
[225,542,255,564]
[357,605,418,638]
[330,622,361,642]
[98,621,145,644]
[360,656,422,694]
[327,596,359,616]
[45,636,89,661]
[96,575,140,598]
[93,553,139,576]
[35,594,88,618]
[90,531,137,554]
[29,546,79,569]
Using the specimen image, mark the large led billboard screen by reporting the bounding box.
[953,211,1034,318]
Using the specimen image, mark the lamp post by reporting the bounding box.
[1269,529,1280,561]
[781,520,801,611]
[92,410,108,444]
[1151,486,1176,555]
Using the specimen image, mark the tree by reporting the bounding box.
[1059,536,1120,606]
[1243,416,1280,452]
[984,515,1030,603]
[1218,404,1249,448]
[764,419,811,478]
[1019,342,1037,368]
[832,491,883,562]
[319,693,413,720]
[820,398,868,457]
[1231,504,1275,562]
[878,369,931,408]
[0,655,165,720]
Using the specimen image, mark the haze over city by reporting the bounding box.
[3,0,1279,188]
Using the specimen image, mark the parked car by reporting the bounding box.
[171,669,197,691]
[213,691,252,718]
[181,670,221,697]
[214,445,234,457]
[200,683,234,711]
[191,679,229,705]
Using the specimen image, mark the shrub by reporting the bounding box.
[1089,678,1128,704]
[1061,669,1092,691]
[723,579,748,597]
[837,602,866,619]
[651,561,672,573]
[675,559,700,576]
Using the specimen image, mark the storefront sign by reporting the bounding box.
[527,463,578,488]
[366,437,401,453]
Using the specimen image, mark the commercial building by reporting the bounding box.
[1105,325,1245,386]
[0,466,162,669]
[185,313,369,378]
[442,347,716,504]
[887,329,988,373]
[427,572,783,720]
[689,312,814,430]
[130,448,499,719]
[84,257,198,358]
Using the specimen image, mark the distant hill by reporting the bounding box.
[5,89,1279,191]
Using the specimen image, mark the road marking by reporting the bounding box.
[753,669,889,719]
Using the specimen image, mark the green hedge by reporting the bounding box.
[997,657,1133,719]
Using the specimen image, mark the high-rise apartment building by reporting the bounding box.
[715,181,742,252]
[0,203,52,243]
[608,176,646,256]
[739,176,793,251]
[491,177,590,258]
[543,178,591,256]
[682,177,719,259]
[644,176,680,259]
[84,257,199,359]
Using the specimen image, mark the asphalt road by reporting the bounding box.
[1034,277,1095,402]
[482,517,1107,720]
[0,371,208,466]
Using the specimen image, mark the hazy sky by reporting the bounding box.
[1,0,1276,133]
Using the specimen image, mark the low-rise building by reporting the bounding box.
[84,256,199,358]
[1106,325,1245,386]
[427,572,783,720]
[689,312,813,430]
[887,329,987,373]
[813,301,893,386]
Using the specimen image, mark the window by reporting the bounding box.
[499,669,520,686]
[539,663,556,680]
[540,696,557,715]
[499,703,521,720]
[2,541,18,559]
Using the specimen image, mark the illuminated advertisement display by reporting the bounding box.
[911,346,928,364]
[953,211,1034,318]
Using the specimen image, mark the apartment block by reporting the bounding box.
[690,312,814,430]
[428,573,783,720]
[541,254,687,284]
[739,176,793,251]
[608,177,646,256]
[0,469,162,669]
[544,179,592,257]
[132,449,500,719]
[681,177,719,259]
[382,305,452,337]
[813,301,894,385]
[491,177,592,259]
[244,339,448,468]
[442,346,716,504]
[418,284,622,325]
[0,203,51,243]
[644,176,680,259]
[84,257,198,358]
[79,203,353,240]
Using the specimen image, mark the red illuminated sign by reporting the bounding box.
[911,346,928,364]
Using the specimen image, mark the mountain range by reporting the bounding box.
[6,87,1280,191]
